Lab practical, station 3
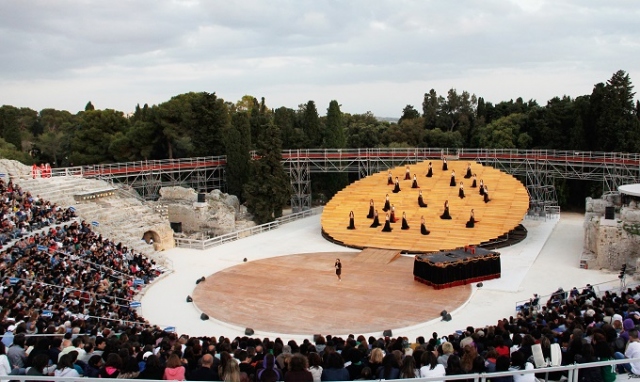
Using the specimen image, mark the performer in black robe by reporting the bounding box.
[411,174,419,188]
[458,182,465,199]
[440,200,452,220]
[387,171,393,185]
[335,258,342,281]
[479,179,485,195]
[404,166,411,180]
[347,211,355,229]
[464,163,472,179]
[382,213,393,232]
[442,158,448,171]
[401,212,410,230]
[450,170,456,187]
[366,199,374,219]
[382,194,391,212]
[418,190,428,208]
[483,186,490,203]
[420,216,430,235]
[390,205,399,222]
[370,210,381,228]
[426,162,433,177]
[471,174,477,188]
[392,177,401,193]
[466,209,476,228]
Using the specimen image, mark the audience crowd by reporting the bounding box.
[1,178,640,381]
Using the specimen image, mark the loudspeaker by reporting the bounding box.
[605,206,615,220]
[198,193,206,203]
[313,334,321,343]
[440,310,448,317]
[245,328,254,336]
[476,282,483,288]
[186,296,193,303]
[196,277,205,284]
[200,313,209,320]
[170,222,182,233]
[442,313,452,322]
[383,329,392,337]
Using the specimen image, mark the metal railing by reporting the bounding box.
[43,148,640,178]
[1,357,636,382]
[174,207,323,250]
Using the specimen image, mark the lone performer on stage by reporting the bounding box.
[335,258,342,281]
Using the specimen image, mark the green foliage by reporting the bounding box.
[191,92,230,156]
[476,113,529,149]
[70,109,129,165]
[399,105,420,124]
[243,123,291,224]
[225,112,252,202]
[0,137,31,163]
[85,101,95,111]
[323,100,345,148]
[303,100,322,147]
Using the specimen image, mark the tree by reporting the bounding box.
[477,113,529,149]
[70,109,129,164]
[37,130,65,165]
[191,92,230,156]
[243,123,291,224]
[224,112,252,201]
[303,100,321,147]
[85,101,95,111]
[274,107,304,149]
[0,105,22,150]
[323,100,345,148]
[422,89,438,130]
[398,105,420,124]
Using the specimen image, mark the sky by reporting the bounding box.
[1,0,639,118]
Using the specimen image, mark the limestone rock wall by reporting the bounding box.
[159,186,254,237]
[584,197,640,270]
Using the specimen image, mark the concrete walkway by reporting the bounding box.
[140,212,618,342]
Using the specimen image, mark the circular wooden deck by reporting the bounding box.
[192,252,470,335]
[321,160,529,253]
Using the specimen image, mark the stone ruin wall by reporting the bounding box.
[584,193,640,272]
[156,186,255,239]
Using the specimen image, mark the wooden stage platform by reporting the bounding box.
[192,251,470,335]
[321,160,529,253]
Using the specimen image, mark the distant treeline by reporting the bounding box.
[0,70,638,209]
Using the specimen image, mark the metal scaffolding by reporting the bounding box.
[51,149,640,208]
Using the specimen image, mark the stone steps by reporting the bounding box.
[8,175,175,266]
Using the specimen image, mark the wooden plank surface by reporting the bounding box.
[321,160,529,253]
[192,252,471,335]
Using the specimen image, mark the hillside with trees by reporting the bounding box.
[1,70,639,211]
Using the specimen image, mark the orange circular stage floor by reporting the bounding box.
[192,252,470,335]
[321,160,529,253]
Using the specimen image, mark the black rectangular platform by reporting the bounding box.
[413,247,501,289]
